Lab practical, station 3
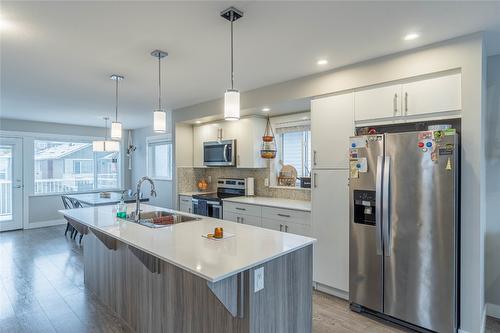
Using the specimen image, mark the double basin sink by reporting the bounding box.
[125,211,201,228]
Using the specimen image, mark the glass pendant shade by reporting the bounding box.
[153,109,167,132]
[111,121,122,140]
[93,140,120,152]
[224,89,240,121]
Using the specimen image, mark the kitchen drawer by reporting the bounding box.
[261,218,311,237]
[261,206,310,226]
[224,211,262,227]
[224,201,262,217]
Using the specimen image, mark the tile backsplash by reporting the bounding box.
[176,167,311,201]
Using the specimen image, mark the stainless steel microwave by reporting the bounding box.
[203,139,236,166]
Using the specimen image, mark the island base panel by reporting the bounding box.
[84,229,312,333]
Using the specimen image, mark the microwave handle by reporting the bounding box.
[223,145,229,162]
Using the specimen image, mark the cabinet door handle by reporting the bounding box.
[285,225,289,232]
[236,217,240,223]
[313,173,318,188]
[237,155,240,166]
[279,224,283,231]
[313,150,317,166]
[277,213,291,218]
[240,217,244,223]
[393,93,398,116]
[235,207,246,211]
[404,92,408,115]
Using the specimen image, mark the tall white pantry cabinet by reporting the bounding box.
[311,93,353,298]
[310,71,461,299]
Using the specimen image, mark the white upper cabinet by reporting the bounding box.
[353,72,462,123]
[354,84,402,121]
[224,117,267,168]
[193,123,220,167]
[311,93,354,169]
[193,117,267,168]
[402,73,461,117]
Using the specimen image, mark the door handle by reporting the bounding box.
[277,213,291,218]
[313,150,317,166]
[223,145,228,162]
[375,156,384,256]
[393,93,398,116]
[235,207,246,211]
[404,92,408,115]
[236,217,240,223]
[382,156,391,257]
[279,224,283,231]
[240,217,244,223]
[313,173,318,188]
[284,225,288,232]
[14,185,23,189]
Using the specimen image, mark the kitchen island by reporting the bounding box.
[59,204,315,333]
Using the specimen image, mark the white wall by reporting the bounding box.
[131,122,174,209]
[172,34,487,333]
[0,118,132,228]
[485,54,500,316]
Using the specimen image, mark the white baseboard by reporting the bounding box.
[26,219,66,229]
[313,281,349,300]
[487,303,500,319]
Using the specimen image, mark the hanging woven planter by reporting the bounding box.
[260,116,277,159]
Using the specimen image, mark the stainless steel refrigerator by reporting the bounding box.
[348,130,459,333]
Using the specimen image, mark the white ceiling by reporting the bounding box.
[1,1,500,128]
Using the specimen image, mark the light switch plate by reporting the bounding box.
[254,267,264,292]
[264,178,269,187]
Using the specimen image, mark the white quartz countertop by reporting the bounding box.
[59,204,315,283]
[178,191,216,197]
[223,196,311,212]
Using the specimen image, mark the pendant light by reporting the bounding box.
[110,74,124,140]
[221,7,243,121]
[151,50,168,133]
[93,117,120,152]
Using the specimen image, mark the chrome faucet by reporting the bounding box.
[134,176,157,222]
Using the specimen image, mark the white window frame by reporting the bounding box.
[31,135,124,196]
[268,112,312,190]
[146,134,173,181]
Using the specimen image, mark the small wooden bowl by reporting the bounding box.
[262,135,274,142]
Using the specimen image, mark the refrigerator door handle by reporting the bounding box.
[382,156,391,257]
[375,156,384,256]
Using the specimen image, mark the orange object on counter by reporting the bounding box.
[214,227,224,239]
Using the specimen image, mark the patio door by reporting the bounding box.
[0,138,23,231]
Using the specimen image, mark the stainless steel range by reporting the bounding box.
[192,178,247,219]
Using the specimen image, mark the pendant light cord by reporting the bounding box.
[230,11,234,90]
[115,79,119,122]
[158,54,162,109]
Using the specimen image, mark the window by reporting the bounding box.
[280,130,311,178]
[34,140,120,194]
[271,114,312,188]
[147,139,172,180]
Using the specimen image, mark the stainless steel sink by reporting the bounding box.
[125,211,200,228]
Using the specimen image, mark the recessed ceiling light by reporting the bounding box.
[404,33,419,41]
[317,59,328,66]
[262,107,271,112]
[195,120,201,124]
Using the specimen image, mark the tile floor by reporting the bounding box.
[0,225,498,333]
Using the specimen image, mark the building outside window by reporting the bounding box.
[34,140,120,194]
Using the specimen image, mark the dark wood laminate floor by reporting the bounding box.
[0,225,499,333]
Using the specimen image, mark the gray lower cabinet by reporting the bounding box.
[84,229,313,333]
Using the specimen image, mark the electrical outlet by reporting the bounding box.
[254,267,264,292]
[264,178,269,187]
